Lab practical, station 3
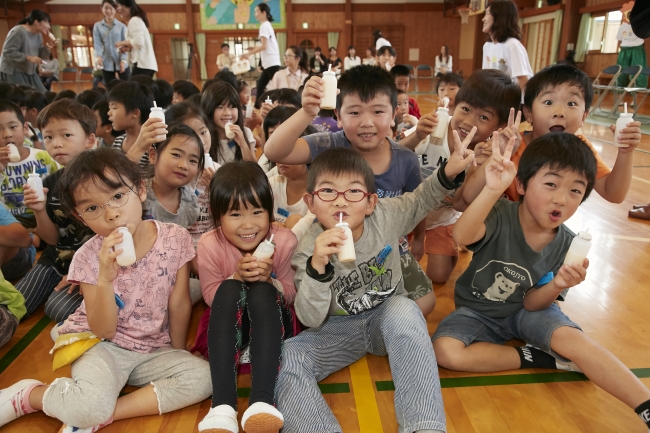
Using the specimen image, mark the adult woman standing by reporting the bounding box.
[481,0,532,92]
[0,10,54,92]
[242,3,280,95]
[267,45,309,91]
[373,29,391,52]
[434,45,452,76]
[343,45,361,71]
[115,0,157,77]
[94,0,129,85]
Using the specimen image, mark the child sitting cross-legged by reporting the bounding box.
[277,143,474,433]
[433,132,650,431]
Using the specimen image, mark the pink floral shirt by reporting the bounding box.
[62,221,195,353]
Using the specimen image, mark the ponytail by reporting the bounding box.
[257,3,274,22]
[289,45,309,73]
[18,9,50,26]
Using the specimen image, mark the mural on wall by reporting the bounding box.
[201,0,286,30]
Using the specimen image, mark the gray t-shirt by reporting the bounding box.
[454,199,575,318]
[292,167,454,328]
[143,178,199,229]
[0,25,49,75]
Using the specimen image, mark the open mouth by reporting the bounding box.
[238,233,257,241]
[549,210,562,222]
[549,125,565,133]
[458,126,472,137]
[358,133,376,139]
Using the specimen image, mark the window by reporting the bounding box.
[222,37,261,66]
[586,11,622,54]
[60,25,95,68]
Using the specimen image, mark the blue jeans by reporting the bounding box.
[277,295,446,433]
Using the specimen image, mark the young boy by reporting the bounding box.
[394,89,416,141]
[456,64,642,208]
[24,92,48,148]
[16,99,96,323]
[264,65,435,316]
[92,100,123,148]
[433,132,650,431]
[277,144,473,432]
[436,72,463,113]
[0,101,59,228]
[391,64,421,119]
[172,80,200,104]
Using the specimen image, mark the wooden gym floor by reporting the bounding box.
[1,94,650,433]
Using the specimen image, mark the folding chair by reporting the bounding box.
[625,66,650,124]
[54,67,78,92]
[405,64,416,82]
[77,67,94,91]
[604,65,642,118]
[415,64,434,93]
[590,65,621,116]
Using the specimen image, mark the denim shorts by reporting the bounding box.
[1,246,35,281]
[432,303,581,361]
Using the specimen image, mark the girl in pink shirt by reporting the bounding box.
[0,148,211,432]
[195,161,297,433]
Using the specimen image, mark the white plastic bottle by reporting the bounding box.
[614,106,633,148]
[115,227,137,267]
[225,121,235,139]
[431,98,450,145]
[253,234,275,260]
[336,215,355,262]
[149,102,167,142]
[27,173,45,202]
[7,144,20,162]
[204,153,214,170]
[563,230,592,267]
[245,102,254,119]
[320,69,337,110]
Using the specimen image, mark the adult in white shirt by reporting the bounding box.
[363,47,377,66]
[242,3,281,95]
[434,45,452,76]
[343,45,361,71]
[481,0,533,92]
[373,29,391,52]
[115,0,157,77]
[616,13,647,88]
[267,45,309,91]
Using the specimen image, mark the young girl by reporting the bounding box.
[195,161,297,433]
[144,124,204,229]
[201,80,257,164]
[363,47,376,66]
[0,148,211,431]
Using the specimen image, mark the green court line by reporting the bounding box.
[0,316,51,375]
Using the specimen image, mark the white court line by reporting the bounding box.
[633,176,650,185]
[600,234,650,243]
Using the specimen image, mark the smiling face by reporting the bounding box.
[335,93,394,153]
[0,111,27,151]
[220,196,270,254]
[437,82,459,112]
[148,135,200,189]
[116,3,130,19]
[450,101,501,145]
[516,166,587,232]
[102,2,116,20]
[329,48,337,58]
[42,118,95,166]
[304,171,377,241]
[482,7,494,34]
[212,101,239,131]
[524,82,588,142]
[33,19,51,34]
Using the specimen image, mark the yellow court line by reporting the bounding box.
[633,175,650,185]
[349,356,383,433]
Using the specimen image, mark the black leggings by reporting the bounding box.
[208,279,292,409]
[256,65,280,95]
[102,68,131,86]
[132,63,156,78]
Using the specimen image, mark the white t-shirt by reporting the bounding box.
[259,21,280,69]
[375,37,391,51]
[344,56,361,70]
[482,38,533,82]
[216,127,256,164]
[617,23,644,48]
[268,174,308,223]
[413,122,461,230]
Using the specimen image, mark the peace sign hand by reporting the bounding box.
[495,108,523,154]
[445,126,477,180]
[484,130,517,193]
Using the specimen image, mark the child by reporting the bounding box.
[0,147,212,432]
[432,132,650,432]
[394,89,416,141]
[456,64,642,208]
[390,64,421,119]
[194,161,297,433]
[24,91,48,147]
[413,69,521,283]
[377,45,396,72]
[0,100,59,228]
[0,269,26,348]
[144,124,203,229]
[201,81,257,164]
[107,80,155,167]
[172,80,200,105]
[92,100,123,148]
[436,72,463,113]
[0,202,34,282]
[16,99,96,323]
[263,65,436,316]
[238,79,251,108]
[277,145,473,432]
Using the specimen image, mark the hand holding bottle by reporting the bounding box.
[312,227,349,273]
[97,228,125,284]
[22,184,49,212]
[553,258,589,290]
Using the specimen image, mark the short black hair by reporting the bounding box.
[108,81,154,124]
[524,63,593,111]
[37,99,98,135]
[436,73,464,93]
[164,101,210,134]
[214,70,239,92]
[155,79,173,109]
[172,80,200,101]
[75,89,105,110]
[516,132,596,203]
[93,100,124,137]
[151,123,205,175]
[390,65,410,79]
[221,43,230,49]
[0,85,27,107]
[56,147,142,217]
[44,91,57,104]
[26,92,48,111]
[263,106,298,140]
[307,148,376,195]
[129,75,158,103]
[0,100,25,124]
[377,45,396,57]
[274,88,302,108]
[336,64,397,112]
[455,69,521,126]
[53,89,76,102]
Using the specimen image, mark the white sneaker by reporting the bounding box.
[241,402,283,433]
[0,379,43,427]
[198,404,239,433]
[555,360,583,373]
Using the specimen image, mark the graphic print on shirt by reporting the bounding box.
[471,260,532,303]
[487,55,508,73]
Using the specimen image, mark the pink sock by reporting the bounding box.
[20,383,40,415]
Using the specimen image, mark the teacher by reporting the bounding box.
[94,0,130,86]
[115,0,158,77]
[242,3,280,95]
[0,9,54,92]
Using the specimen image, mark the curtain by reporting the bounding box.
[51,25,65,69]
[277,32,286,66]
[196,33,208,80]
[550,10,564,65]
[575,13,591,63]
[327,32,339,52]
[150,33,156,78]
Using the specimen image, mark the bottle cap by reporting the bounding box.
[323,70,336,77]
[620,112,633,117]
[577,230,592,241]
[437,107,449,113]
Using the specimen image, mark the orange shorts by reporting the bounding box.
[424,224,458,257]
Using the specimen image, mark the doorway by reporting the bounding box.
[171,38,190,81]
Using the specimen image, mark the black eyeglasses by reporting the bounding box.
[312,188,371,202]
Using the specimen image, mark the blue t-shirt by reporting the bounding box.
[0,203,18,226]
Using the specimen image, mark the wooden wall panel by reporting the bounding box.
[585,0,624,6]
[583,53,618,78]
[292,12,346,30]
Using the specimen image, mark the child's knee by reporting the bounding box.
[44,379,116,428]
[432,337,465,369]
[550,325,588,354]
[415,291,436,317]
